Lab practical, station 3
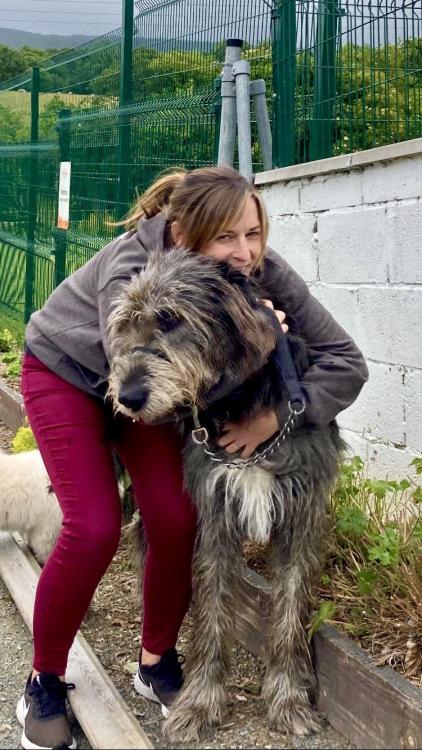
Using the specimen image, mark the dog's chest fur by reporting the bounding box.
[205,462,277,543]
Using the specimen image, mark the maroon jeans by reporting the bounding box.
[21,352,197,675]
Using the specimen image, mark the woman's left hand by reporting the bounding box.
[260,299,289,333]
[218,408,279,459]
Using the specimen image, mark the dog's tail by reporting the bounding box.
[122,511,147,598]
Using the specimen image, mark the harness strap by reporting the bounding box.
[261,306,307,411]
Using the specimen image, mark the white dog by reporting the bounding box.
[0,448,62,564]
[0,448,127,565]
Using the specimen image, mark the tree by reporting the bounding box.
[0,45,59,87]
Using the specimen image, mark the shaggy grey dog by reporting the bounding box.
[108,248,344,742]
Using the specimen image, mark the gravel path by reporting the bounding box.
[0,415,355,749]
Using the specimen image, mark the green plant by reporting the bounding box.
[0,328,14,352]
[0,348,22,379]
[5,358,21,379]
[320,455,422,684]
[11,425,37,453]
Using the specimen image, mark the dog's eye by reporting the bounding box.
[157,309,180,333]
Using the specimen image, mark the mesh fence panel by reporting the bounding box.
[285,0,422,164]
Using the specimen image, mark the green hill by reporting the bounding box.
[0,27,95,50]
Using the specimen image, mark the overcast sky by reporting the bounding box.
[0,0,127,36]
[0,1,417,41]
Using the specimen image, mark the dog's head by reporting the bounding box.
[107,248,276,422]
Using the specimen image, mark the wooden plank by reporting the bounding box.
[314,624,422,750]
[0,532,153,750]
[236,567,422,750]
[0,380,25,433]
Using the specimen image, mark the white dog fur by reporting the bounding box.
[0,448,62,564]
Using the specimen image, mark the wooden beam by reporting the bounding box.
[236,567,422,750]
[315,623,422,750]
[0,380,25,433]
[0,532,153,750]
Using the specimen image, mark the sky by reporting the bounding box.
[0,0,127,36]
[0,1,417,41]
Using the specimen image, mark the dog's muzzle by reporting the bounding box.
[118,382,149,412]
[117,345,170,413]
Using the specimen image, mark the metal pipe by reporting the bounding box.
[217,38,243,168]
[233,59,253,183]
[250,79,272,172]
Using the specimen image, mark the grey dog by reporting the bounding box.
[107,248,344,741]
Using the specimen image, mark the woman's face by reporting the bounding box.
[172,195,263,276]
[200,196,263,276]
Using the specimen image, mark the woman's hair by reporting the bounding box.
[122,165,269,269]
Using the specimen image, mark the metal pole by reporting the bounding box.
[217,38,243,168]
[233,59,253,183]
[250,79,272,172]
[24,66,40,323]
[116,0,134,226]
[272,0,296,167]
[54,109,70,288]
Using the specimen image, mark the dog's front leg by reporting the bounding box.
[263,515,325,736]
[163,512,242,742]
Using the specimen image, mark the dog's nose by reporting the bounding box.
[118,383,149,411]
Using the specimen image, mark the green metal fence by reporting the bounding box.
[0,0,420,340]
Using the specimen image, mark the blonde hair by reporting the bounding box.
[122,166,269,269]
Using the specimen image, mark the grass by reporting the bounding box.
[0,91,90,114]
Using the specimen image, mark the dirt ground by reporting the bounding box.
[0,416,354,749]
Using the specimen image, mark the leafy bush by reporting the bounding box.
[11,425,37,453]
[0,328,22,380]
[0,328,14,352]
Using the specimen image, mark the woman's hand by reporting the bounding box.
[218,408,279,459]
[260,299,289,333]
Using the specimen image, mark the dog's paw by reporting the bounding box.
[268,700,324,736]
[163,703,218,742]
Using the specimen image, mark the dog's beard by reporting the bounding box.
[108,353,217,422]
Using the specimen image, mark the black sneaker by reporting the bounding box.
[16,672,76,750]
[134,647,184,717]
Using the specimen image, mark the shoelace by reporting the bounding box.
[29,679,75,719]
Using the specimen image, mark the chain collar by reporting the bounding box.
[190,400,305,470]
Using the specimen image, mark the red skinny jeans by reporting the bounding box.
[21,352,197,675]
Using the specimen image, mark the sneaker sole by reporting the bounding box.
[16,695,77,750]
[133,672,169,718]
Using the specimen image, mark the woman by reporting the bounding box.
[17,166,368,750]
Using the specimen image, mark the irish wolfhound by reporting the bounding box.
[108,248,344,741]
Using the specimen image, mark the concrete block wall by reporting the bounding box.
[256,139,422,479]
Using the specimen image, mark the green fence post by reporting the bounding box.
[116,0,134,227]
[309,0,339,161]
[24,66,40,323]
[54,109,71,287]
[272,0,296,167]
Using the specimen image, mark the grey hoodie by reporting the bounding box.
[25,212,368,426]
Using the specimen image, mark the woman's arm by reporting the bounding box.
[218,249,369,457]
[261,249,369,427]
